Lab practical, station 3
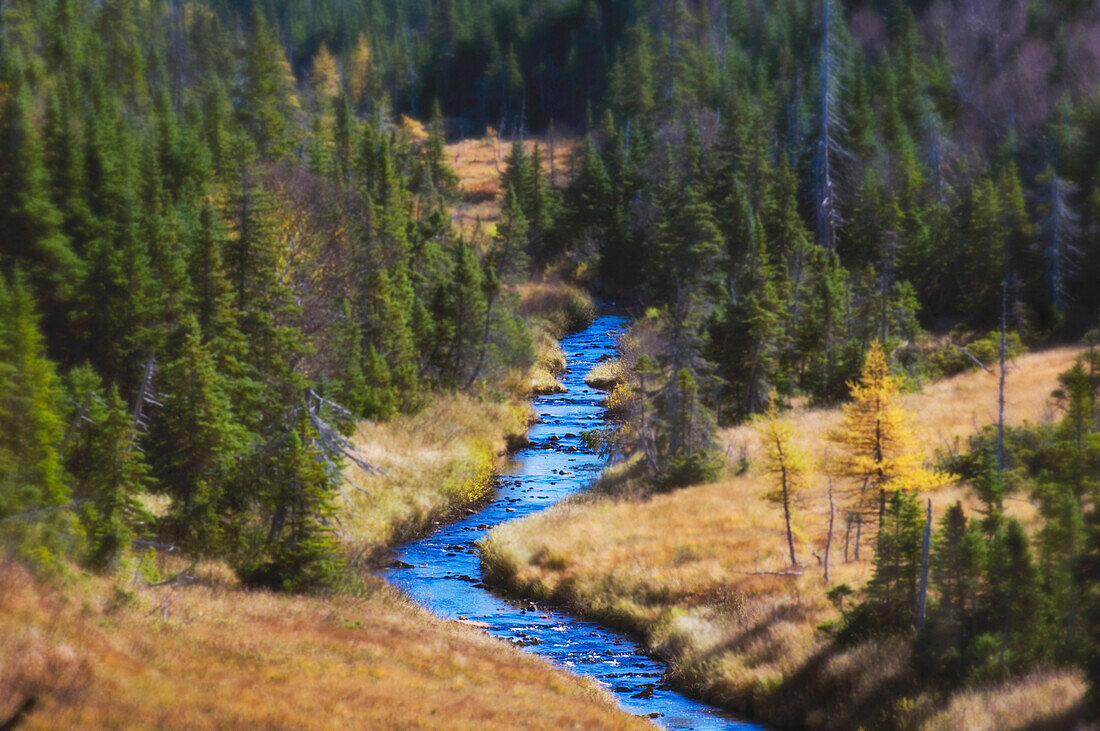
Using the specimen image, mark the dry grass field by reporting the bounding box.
[0,561,642,729]
[445,134,582,238]
[482,346,1089,729]
[341,393,530,565]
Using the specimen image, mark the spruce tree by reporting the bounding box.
[150,315,246,555]
[78,386,153,571]
[244,416,346,593]
[490,185,529,283]
[0,271,72,560]
[864,489,924,631]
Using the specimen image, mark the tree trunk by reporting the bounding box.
[916,499,932,628]
[854,514,862,561]
[825,475,835,582]
[997,276,1007,469]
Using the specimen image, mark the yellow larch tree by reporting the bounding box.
[310,43,341,108]
[346,35,380,112]
[828,341,955,559]
[756,395,808,567]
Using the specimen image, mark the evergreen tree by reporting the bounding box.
[0,271,72,559]
[490,185,529,283]
[864,489,924,631]
[238,10,297,158]
[242,416,347,593]
[78,386,153,571]
[149,316,246,555]
[0,68,82,333]
[708,197,784,420]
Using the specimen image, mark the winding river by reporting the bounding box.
[383,311,759,729]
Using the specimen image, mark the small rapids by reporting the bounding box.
[383,311,760,729]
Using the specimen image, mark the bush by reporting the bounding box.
[659,451,722,490]
[927,330,1024,379]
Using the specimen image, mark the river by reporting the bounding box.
[383,311,760,729]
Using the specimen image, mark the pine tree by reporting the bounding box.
[150,316,246,554]
[0,65,83,340]
[864,489,924,631]
[238,10,297,158]
[561,139,614,258]
[328,298,369,416]
[243,416,347,593]
[708,196,784,420]
[917,501,985,678]
[982,518,1049,673]
[523,143,556,261]
[647,166,724,323]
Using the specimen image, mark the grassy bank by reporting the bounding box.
[481,346,1088,729]
[341,393,530,565]
[0,560,642,729]
[339,278,595,565]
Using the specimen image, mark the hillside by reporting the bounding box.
[2,0,1099,726]
[0,561,641,729]
[482,346,1090,729]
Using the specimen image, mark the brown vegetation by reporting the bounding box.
[446,135,581,238]
[341,394,529,565]
[0,561,641,729]
[482,346,1089,728]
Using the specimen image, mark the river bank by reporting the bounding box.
[339,280,595,568]
[481,346,1089,729]
[384,311,754,729]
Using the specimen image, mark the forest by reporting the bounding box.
[1,0,1099,727]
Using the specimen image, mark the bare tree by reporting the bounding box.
[813,0,848,250]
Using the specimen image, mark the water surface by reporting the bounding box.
[384,312,760,729]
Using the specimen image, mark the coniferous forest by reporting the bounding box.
[2,0,1100,728]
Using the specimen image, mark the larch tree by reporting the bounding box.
[828,341,954,559]
[756,395,807,567]
[309,43,341,111]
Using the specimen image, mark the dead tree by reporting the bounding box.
[813,0,848,250]
[916,499,932,628]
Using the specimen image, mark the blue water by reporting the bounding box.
[383,312,759,729]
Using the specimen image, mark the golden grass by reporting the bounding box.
[482,346,1089,728]
[584,360,627,391]
[0,561,642,729]
[341,393,530,563]
[446,135,582,238]
[513,279,597,339]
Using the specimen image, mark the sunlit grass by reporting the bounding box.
[446,135,581,239]
[584,359,627,391]
[0,561,642,729]
[482,346,1088,728]
[341,393,530,563]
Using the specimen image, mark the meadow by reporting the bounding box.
[481,346,1089,729]
[0,560,641,729]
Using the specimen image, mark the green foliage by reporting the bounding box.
[76,387,154,571]
[927,330,1025,379]
[239,417,349,593]
[0,271,73,565]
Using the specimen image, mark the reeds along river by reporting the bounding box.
[383,311,761,730]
